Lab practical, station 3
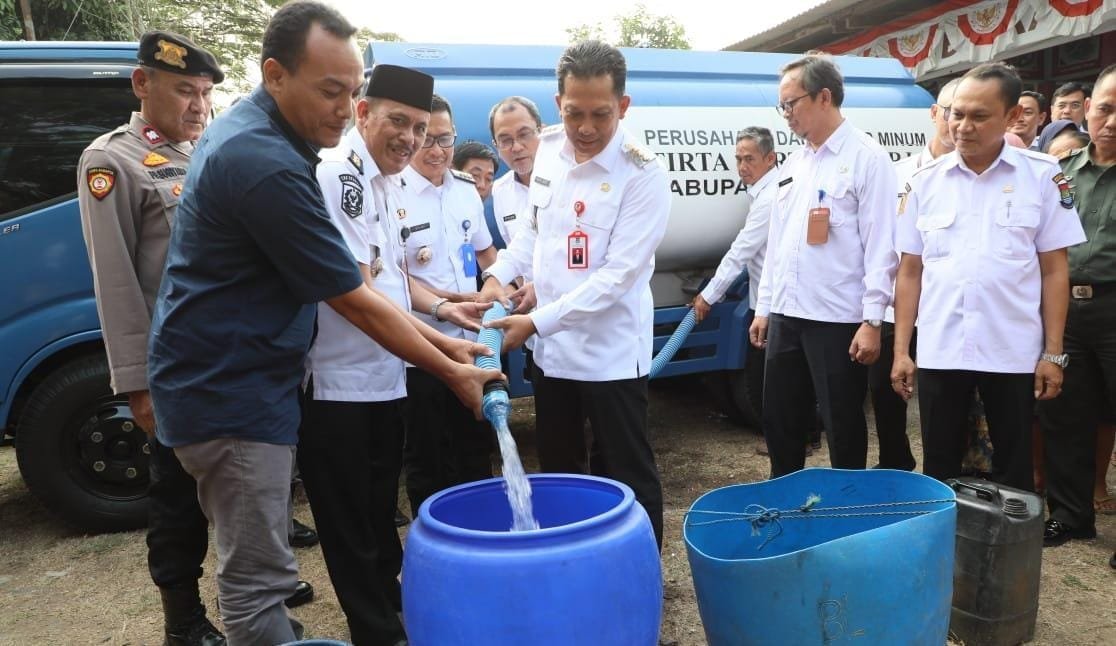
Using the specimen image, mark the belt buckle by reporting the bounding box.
[1072,285,1093,299]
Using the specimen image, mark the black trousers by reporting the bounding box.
[1038,291,1116,531]
[919,369,1034,491]
[867,323,916,470]
[531,364,664,549]
[146,437,209,590]
[404,367,493,516]
[763,314,868,477]
[298,395,406,646]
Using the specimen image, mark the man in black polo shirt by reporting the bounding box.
[147,3,499,643]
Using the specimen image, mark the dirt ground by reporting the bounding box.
[1,375,1115,645]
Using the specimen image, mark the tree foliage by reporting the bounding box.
[2,1,404,89]
[565,4,691,50]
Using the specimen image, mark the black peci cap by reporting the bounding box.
[138,31,224,84]
[365,64,434,111]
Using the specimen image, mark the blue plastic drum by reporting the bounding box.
[403,474,662,645]
[684,468,956,645]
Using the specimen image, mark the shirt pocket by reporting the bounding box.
[991,202,1039,260]
[527,186,551,234]
[578,199,620,266]
[915,211,957,261]
[825,176,856,227]
[404,219,438,266]
[154,181,180,214]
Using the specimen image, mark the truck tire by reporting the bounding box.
[728,346,765,431]
[15,355,149,532]
[705,347,766,432]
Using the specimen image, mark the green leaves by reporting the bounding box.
[566,3,691,50]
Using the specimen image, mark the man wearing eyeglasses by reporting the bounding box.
[749,54,898,477]
[401,94,498,514]
[490,96,544,246]
[1051,82,1090,131]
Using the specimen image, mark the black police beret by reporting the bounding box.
[365,64,434,112]
[138,31,224,84]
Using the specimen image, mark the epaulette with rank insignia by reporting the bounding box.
[622,142,656,168]
[451,169,476,184]
[347,149,364,175]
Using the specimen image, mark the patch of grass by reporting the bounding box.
[1062,574,1095,592]
[72,532,129,556]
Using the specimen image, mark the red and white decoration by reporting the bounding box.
[827,0,1115,80]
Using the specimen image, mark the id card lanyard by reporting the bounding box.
[459,218,477,278]
[568,200,589,269]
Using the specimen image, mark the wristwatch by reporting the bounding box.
[430,297,449,322]
[480,270,497,284]
[1041,353,1069,368]
[863,319,883,328]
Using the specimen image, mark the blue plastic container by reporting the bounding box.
[684,468,956,645]
[403,474,662,646]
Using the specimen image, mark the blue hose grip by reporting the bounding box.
[649,308,697,378]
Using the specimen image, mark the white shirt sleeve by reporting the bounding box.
[316,162,371,266]
[896,179,924,256]
[530,167,671,338]
[755,174,788,317]
[857,149,899,321]
[1034,165,1087,252]
[701,187,770,304]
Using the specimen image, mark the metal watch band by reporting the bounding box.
[431,297,449,322]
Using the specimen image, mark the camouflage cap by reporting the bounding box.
[138,30,224,84]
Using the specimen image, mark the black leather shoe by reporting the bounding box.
[284,580,314,608]
[395,507,411,527]
[289,518,319,548]
[161,584,226,646]
[165,617,226,646]
[1109,551,1115,569]
[1043,519,1096,547]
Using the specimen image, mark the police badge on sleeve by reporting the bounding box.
[339,174,363,218]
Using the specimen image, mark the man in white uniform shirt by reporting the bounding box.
[891,62,1086,491]
[490,96,544,247]
[490,96,545,372]
[300,65,492,646]
[693,126,777,320]
[401,94,499,514]
[872,78,960,472]
[479,40,671,549]
[749,54,898,478]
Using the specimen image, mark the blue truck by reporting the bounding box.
[1,40,932,532]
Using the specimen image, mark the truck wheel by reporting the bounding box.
[728,346,765,431]
[15,355,149,532]
[705,347,765,432]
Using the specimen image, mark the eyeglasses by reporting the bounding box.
[1054,101,1083,110]
[494,129,539,151]
[421,133,456,149]
[776,93,814,116]
[935,103,952,120]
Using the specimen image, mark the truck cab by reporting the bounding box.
[0,42,148,532]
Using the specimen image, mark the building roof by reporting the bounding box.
[726,0,952,53]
